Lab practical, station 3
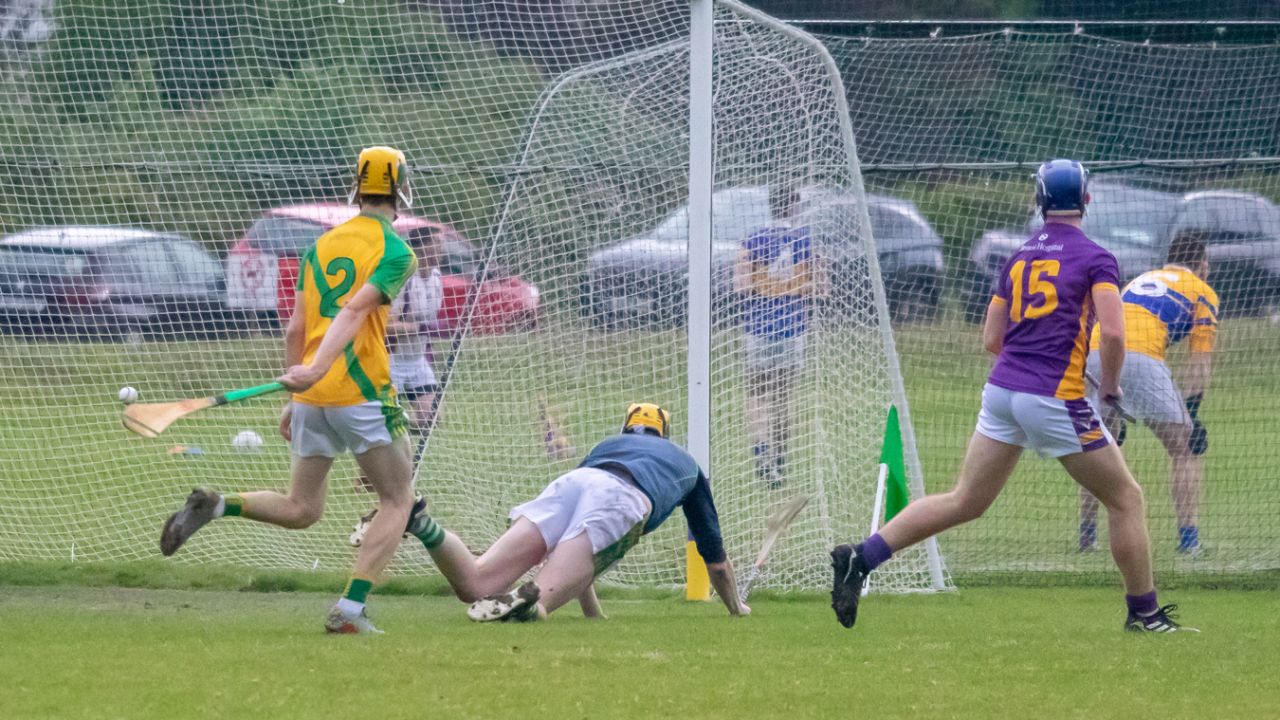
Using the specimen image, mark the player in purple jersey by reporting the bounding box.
[830,160,1193,633]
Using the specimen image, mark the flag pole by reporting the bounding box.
[863,463,888,597]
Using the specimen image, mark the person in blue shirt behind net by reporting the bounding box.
[733,184,818,489]
[404,403,749,622]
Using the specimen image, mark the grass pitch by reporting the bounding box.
[2,584,1277,720]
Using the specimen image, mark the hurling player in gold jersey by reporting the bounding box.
[161,147,418,634]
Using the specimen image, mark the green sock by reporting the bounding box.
[223,494,244,517]
[410,514,445,550]
[342,577,373,604]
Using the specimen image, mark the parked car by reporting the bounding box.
[1170,191,1280,316]
[580,187,945,329]
[961,183,1280,320]
[0,226,230,341]
[225,203,539,334]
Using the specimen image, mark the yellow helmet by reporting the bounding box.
[348,145,412,207]
[622,403,671,439]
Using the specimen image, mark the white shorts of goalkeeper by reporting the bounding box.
[509,467,652,578]
[289,400,407,458]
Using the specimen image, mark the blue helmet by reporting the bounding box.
[1035,159,1089,215]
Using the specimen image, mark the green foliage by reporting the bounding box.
[2,585,1277,719]
[6,0,547,248]
[870,172,1032,275]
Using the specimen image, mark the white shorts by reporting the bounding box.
[509,467,652,577]
[1086,351,1189,425]
[391,359,438,397]
[743,332,806,373]
[289,401,406,458]
[976,384,1113,458]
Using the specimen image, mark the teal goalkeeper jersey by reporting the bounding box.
[578,433,726,563]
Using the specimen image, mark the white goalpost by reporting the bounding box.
[446,0,949,594]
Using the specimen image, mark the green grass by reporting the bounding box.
[1,316,1279,582]
[1,319,1278,718]
[2,585,1276,720]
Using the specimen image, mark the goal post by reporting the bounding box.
[0,0,949,595]
[685,0,715,601]
[717,0,948,592]
[474,0,949,594]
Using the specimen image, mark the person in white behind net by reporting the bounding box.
[349,226,445,547]
[403,403,749,622]
[733,184,817,489]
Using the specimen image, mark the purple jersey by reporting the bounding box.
[987,223,1120,400]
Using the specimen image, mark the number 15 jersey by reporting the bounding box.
[295,213,417,407]
[988,223,1120,401]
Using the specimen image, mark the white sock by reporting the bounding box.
[337,598,364,616]
[213,496,226,518]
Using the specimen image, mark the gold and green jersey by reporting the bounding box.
[293,212,417,407]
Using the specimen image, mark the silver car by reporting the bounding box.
[0,226,229,341]
[962,183,1280,320]
[581,186,945,329]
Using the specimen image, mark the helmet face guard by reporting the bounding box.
[349,146,412,208]
[1035,159,1089,216]
[622,403,671,439]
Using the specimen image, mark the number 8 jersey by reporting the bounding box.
[295,212,417,407]
[1091,265,1219,362]
[988,223,1120,401]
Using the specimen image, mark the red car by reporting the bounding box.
[226,203,538,333]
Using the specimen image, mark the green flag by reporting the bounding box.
[881,405,910,523]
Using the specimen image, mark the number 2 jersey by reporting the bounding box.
[988,223,1120,401]
[1088,265,1219,363]
[294,212,417,407]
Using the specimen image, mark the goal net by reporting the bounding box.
[818,29,1280,581]
[0,1,944,594]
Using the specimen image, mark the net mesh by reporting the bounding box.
[821,30,1280,580]
[2,3,1277,590]
[0,1,942,594]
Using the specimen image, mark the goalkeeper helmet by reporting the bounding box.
[1035,159,1089,216]
[349,145,412,208]
[622,403,670,439]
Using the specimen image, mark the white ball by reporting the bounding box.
[118,386,139,404]
[231,430,264,453]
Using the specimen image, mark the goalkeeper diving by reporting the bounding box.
[404,403,749,621]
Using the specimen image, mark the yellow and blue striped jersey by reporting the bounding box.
[294,213,416,407]
[1090,264,1219,362]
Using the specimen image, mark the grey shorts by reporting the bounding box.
[1086,352,1189,425]
[743,332,806,373]
[289,401,407,458]
[976,383,1113,458]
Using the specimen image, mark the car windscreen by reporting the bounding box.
[1081,202,1174,247]
[652,192,772,244]
[439,238,481,276]
[867,205,938,248]
[1026,187,1176,247]
[245,217,326,255]
[1180,198,1278,239]
[0,246,90,280]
